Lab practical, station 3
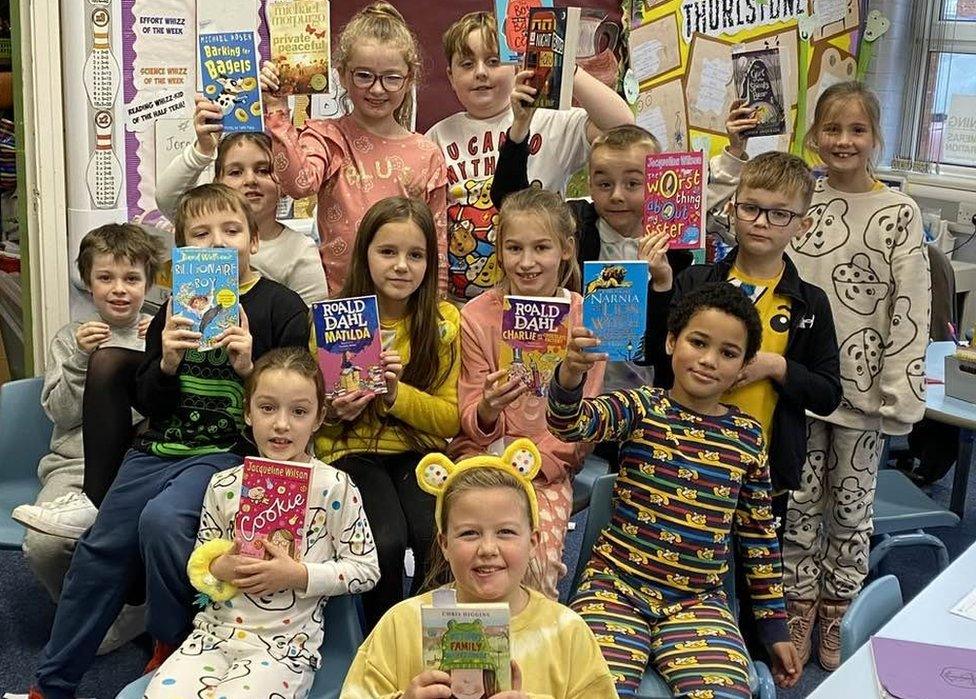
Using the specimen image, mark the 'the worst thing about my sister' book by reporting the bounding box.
[235,457,312,562]
[500,295,570,398]
[171,247,239,351]
[312,295,386,399]
[198,30,264,133]
[643,151,706,250]
[582,260,649,362]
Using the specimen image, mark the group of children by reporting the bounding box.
[10,4,932,699]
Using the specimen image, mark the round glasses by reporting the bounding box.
[349,69,407,92]
[733,202,804,227]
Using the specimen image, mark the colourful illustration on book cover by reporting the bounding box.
[494,0,553,63]
[171,248,239,351]
[732,46,786,137]
[643,151,706,250]
[582,260,649,362]
[500,295,570,398]
[312,295,386,399]
[266,0,331,96]
[523,6,573,110]
[421,604,512,696]
[235,457,312,562]
[198,30,264,133]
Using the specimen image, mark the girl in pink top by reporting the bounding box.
[260,2,448,295]
[450,188,606,598]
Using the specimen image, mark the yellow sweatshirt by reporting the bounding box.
[340,588,618,699]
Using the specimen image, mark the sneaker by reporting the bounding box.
[818,598,850,671]
[786,598,819,666]
[11,492,98,539]
[97,604,146,656]
[144,640,178,674]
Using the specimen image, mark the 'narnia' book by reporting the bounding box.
[582,260,649,362]
[643,151,706,250]
[312,295,386,399]
[500,295,570,397]
[171,248,239,351]
[235,457,312,561]
[732,46,786,138]
[522,6,581,110]
[422,599,512,695]
[266,0,331,96]
[198,30,264,133]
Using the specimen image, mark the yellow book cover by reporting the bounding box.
[266,0,331,96]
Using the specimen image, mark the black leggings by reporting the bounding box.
[331,450,436,632]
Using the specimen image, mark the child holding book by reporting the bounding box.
[783,82,931,671]
[315,196,461,631]
[144,347,379,698]
[340,439,617,699]
[27,184,309,699]
[261,1,449,295]
[450,187,605,599]
[549,283,802,696]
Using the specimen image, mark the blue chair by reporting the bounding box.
[571,454,610,514]
[569,473,776,699]
[0,376,54,549]
[839,575,903,663]
[116,593,364,699]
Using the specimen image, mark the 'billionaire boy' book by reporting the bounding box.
[732,46,786,138]
[198,30,264,133]
[171,247,239,351]
[312,295,386,399]
[421,597,511,694]
[582,260,649,362]
[500,295,570,398]
[235,457,311,562]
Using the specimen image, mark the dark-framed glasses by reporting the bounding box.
[349,69,407,92]
[733,202,804,227]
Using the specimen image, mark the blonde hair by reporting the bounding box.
[738,151,816,212]
[77,223,163,288]
[442,11,498,65]
[589,124,661,158]
[334,2,420,128]
[805,81,884,167]
[173,183,259,247]
[496,188,581,294]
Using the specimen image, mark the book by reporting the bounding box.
[266,0,331,96]
[871,636,976,698]
[582,260,649,362]
[731,46,786,138]
[171,247,239,351]
[235,457,312,561]
[494,0,554,63]
[500,295,571,398]
[522,6,581,110]
[198,30,264,133]
[643,151,706,250]
[312,295,386,399]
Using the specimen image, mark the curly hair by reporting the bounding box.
[667,282,763,362]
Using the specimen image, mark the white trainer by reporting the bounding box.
[11,491,98,539]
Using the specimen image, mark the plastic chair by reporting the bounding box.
[116,593,364,699]
[571,454,610,514]
[0,376,54,549]
[839,575,903,663]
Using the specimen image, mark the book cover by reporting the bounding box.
[871,636,976,698]
[500,295,571,398]
[198,30,264,133]
[582,261,649,362]
[643,151,706,250]
[494,0,554,63]
[235,457,312,561]
[312,295,386,399]
[421,602,512,695]
[266,0,331,96]
[171,248,239,351]
[522,6,580,110]
[731,46,786,138]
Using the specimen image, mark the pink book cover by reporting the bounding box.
[235,457,312,561]
[643,151,706,250]
[312,294,386,399]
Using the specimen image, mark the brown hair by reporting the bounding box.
[245,347,327,424]
[496,188,580,293]
[173,182,259,247]
[805,81,884,167]
[442,11,498,66]
[737,151,816,212]
[589,124,661,159]
[214,132,274,180]
[77,223,163,287]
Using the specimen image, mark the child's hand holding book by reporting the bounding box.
[231,539,308,596]
[259,60,289,113]
[557,327,606,390]
[509,69,537,144]
[193,93,224,157]
[477,368,529,431]
[638,230,674,292]
[726,99,760,160]
[161,300,202,375]
[214,307,254,378]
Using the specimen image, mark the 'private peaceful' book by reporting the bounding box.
[171,247,239,351]
[643,151,706,250]
[198,30,264,133]
[312,295,386,399]
[235,457,312,561]
[266,0,331,96]
[500,294,571,397]
[522,6,581,110]
[582,260,649,362]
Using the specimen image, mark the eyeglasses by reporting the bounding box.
[349,69,407,92]
[733,202,805,227]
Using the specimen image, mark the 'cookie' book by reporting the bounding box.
[171,247,239,351]
[235,457,312,562]
[266,0,331,96]
[643,151,706,250]
[312,295,386,399]
[198,30,264,133]
[500,294,571,398]
[582,260,649,362]
[494,0,554,63]
[522,6,581,110]
[731,46,786,138]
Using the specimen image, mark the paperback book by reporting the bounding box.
[171,247,239,351]
[235,457,312,561]
[494,0,554,63]
[522,6,581,110]
[870,636,976,699]
[582,260,649,362]
[421,599,512,695]
[266,0,331,96]
[500,295,571,397]
[643,151,706,250]
[198,30,264,133]
[312,295,386,399]
[731,46,786,138]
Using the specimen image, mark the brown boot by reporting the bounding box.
[787,598,818,666]
[818,598,850,671]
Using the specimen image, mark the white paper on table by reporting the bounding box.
[950,585,976,621]
[695,57,733,116]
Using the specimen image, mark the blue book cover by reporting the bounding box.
[198,30,264,133]
[582,261,649,362]
[171,248,240,351]
[312,295,386,399]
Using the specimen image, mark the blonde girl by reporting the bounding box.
[261,2,449,295]
[449,188,604,599]
[783,81,931,671]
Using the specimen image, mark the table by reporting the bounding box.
[952,259,976,334]
[807,539,976,697]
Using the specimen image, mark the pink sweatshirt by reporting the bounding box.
[266,112,449,295]
[450,287,606,484]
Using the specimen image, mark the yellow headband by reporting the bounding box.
[416,439,542,532]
